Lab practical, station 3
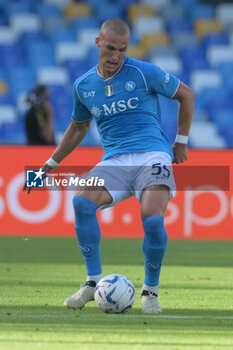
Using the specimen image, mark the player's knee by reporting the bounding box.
[142,216,167,247]
[73,195,98,219]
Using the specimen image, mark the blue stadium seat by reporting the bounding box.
[206,97,233,121]
[114,0,138,14]
[149,46,177,61]
[37,66,69,86]
[7,67,35,98]
[173,0,199,11]
[0,93,15,105]
[133,16,164,41]
[43,17,68,33]
[50,86,73,132]
[0,43,25,67]
[0,104,17,126]
[55,42,87,65]
[207,45,233,68]
[0,15,7,25]
[211,108,232,129]
[171,32,199,49]
[63,59,89,83]
[77,27,99,50]
[179,45,210,73]
[151,54,183,75]
[197,86,229,111]
[19,30,46,50]
[221,126,233,148]
[0,27,17,45]
[0,120,26,144]
[83,0,114,13]
[161,4,186,22]
[48,28,76,47]
[179,46,206,63]
[218,62,233,90]
[10,13,41,34]
[184,57,210,73]
[190,69,223,94]
[216,3,233,32]
[72,17,98,33]
[49,84,67,98]
[87,46,99,68]
[188,4,215,23]
[95,3,123,25]
[189,120,226,148]
[5,2,32,16]
[175,71,190,85]
[166,19,192,34]
[36,3,62,18]
[26,41,55,68]
[202,33,229,50]
[0,68,6,81]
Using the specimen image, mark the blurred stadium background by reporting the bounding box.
[0,0,233,148]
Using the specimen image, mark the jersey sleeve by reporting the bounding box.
[71,81,93,122]
[143,62,180,99]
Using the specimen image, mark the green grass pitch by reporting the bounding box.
[0,236,233,350]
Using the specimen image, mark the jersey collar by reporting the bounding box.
[96,59,125,82]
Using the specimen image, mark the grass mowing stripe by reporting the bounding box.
[1,237,233,350]
[1,313,233,320]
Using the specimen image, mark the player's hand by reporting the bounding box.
[172,142,188,164]
[23,163,52,194]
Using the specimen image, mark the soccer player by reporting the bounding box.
[38,19,194,313]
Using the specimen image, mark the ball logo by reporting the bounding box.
[124,80,136,92]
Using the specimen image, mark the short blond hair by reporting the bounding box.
[100,18,130,37]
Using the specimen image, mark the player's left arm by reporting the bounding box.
[172,81,195,164]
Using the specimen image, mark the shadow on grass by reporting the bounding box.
[0,304,233,322]
[0,338,233,348]
[1,279,233,292]
[0,237,233,267]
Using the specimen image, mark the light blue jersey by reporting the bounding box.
[72,56,180,161]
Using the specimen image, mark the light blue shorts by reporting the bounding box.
[86,152,176,210]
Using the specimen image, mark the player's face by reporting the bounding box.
[96,30,130,78]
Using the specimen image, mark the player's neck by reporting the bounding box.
[97,61,124,80]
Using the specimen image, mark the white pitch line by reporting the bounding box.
[1,313,233,320]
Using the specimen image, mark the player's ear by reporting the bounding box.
[95,37,100,48]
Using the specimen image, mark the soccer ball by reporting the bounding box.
[94,274,136,314]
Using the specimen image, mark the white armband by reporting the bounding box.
[175,134,188,144]
[46,157,59,168]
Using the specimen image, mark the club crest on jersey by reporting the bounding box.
[124,80,136,92]
[105,85,113,97]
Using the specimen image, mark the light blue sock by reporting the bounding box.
[73,196,102,276]
[142,216,168,286]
